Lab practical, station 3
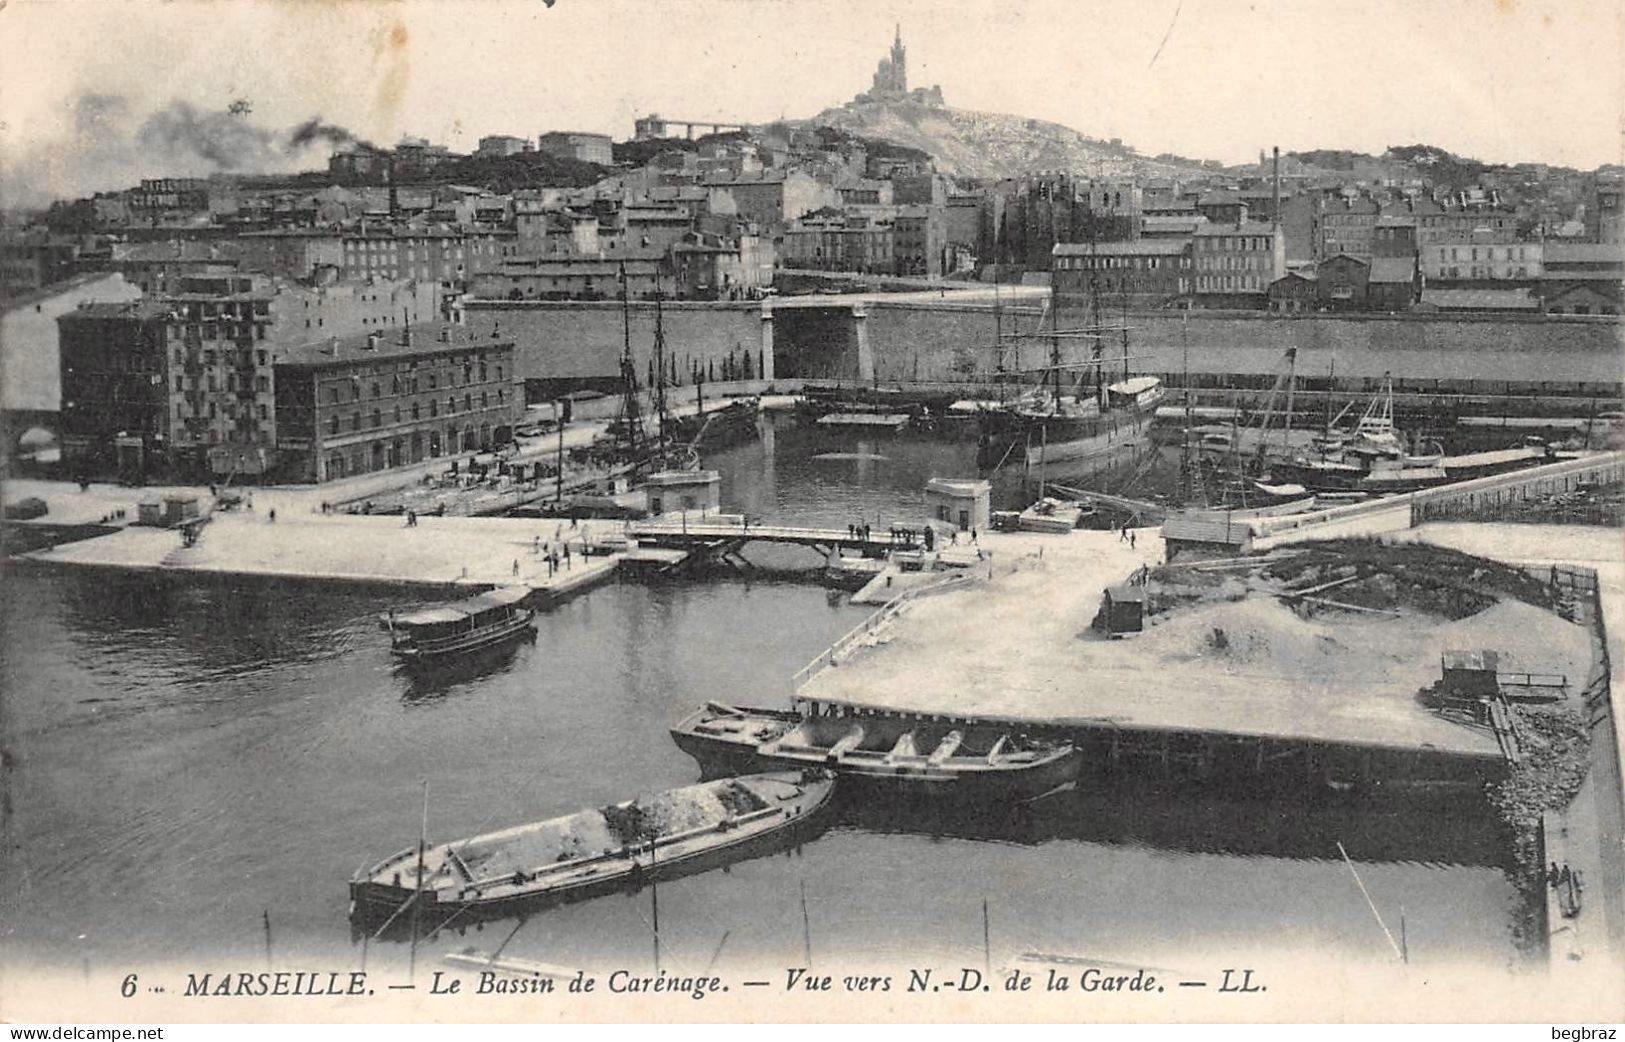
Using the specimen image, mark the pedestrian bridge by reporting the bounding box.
[628,517,934,558]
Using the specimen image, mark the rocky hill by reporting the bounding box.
[808,99,1210,180]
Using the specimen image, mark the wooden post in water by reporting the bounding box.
[263,908,273,970]
[1337,840,1403,962]
[800,880,813,967]
[650,834,661,972]
[982,898,991,976]
[409,780,428,979]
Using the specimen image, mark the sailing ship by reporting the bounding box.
[1264,374,1451,492]
[587,264,701,480]
[972,233,1163,470]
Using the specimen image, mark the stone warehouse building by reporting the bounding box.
[272,322,519,483]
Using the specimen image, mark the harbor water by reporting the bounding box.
[2,413,1524,977]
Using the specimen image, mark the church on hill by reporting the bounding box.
[851,26,945,107]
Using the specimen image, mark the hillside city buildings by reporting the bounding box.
[3,26,1622,485]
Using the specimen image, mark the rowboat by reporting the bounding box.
[671,702,1080,802]
[349,771,836,932]
[386,587,537,664]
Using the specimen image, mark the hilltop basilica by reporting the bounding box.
[850,26,945,107]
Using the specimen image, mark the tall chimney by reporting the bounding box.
[1272,146,1281,233]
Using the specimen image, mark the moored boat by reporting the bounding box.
[349,771,836,931]
[386,587,537,664]
[671,702,1080,801]
[1017,497,1090,533]
[823,554,887,590]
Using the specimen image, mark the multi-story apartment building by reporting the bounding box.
[893,205,946,277]
[1052,240,1193,308]
[1315,196,1379,261]
[704,170,837,228]
[272,323,518,483]
[670,230,775,299]
[58,274,442,479]
[1192,222,1285,306]
[237,230,346,280]
[467,255,666,300]
[1421,237,1541,282]
[779,209,895,273]
[104,240,242,295]
[337,226,512,286]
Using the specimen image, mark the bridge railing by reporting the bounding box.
[788,571,973,695]
[787,552,1036,697]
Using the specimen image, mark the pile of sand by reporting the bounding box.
[1133,592,1592,700]
[1138,596,1353,674]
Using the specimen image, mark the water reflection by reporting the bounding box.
[841,781,1503,868]
[397,635,536,703]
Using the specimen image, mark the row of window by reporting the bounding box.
[321,362,504,405]
[1196,237,1274,251]
[1431,246,1534,262]
[176,348,270,368]
[1434,266,1532,279]
[172,323,268,342]
[177,401,269,421]
[1197,256,1272,271]
[1056,256,1190,271]
[324,390,507,435]
[1194,275,1266,291]
[323,425,492,478]
[171,301,270,321]
[175,374,270,393]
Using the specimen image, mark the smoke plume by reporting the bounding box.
[1,95,379,209]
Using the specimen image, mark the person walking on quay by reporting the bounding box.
[971,527,978,543]
[1119,522,1129,543]
[1130,530,1137,549]
[268,508,277,523]
[534,535,541,553]
[512,559,520,577]
[563,544,572,569]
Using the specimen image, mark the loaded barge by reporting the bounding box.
[350,771,835,932]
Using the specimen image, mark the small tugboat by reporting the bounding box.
[349,771,835,931]
[385,587,537,664]
[671,702,1080,801]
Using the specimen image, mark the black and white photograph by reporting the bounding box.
[0,0,1621,1028]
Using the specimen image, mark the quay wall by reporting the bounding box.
[463,300,770,387]
[464,298,1624,393]
[862,304,1625,389]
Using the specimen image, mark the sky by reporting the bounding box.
[1,0,1622,205]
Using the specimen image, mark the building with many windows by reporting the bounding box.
[272,322,518,483]
[1192,222,1284,307]
[1421,237,1541,282]
[1052,240,1193,308]
[57,274,442,480]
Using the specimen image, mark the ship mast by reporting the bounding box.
[1083,178,1107,408]
[653,271,669,460]
[617,261,643,461]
